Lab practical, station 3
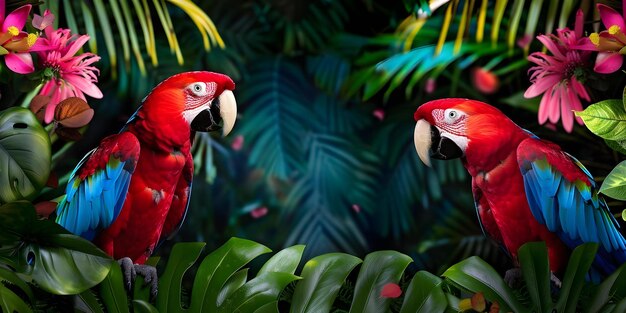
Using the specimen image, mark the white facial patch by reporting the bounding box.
[182,100,211,124]
[441,131,469,154]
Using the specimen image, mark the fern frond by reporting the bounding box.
[236,58,314,179]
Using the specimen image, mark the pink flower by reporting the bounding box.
[373,108,385,121]
[524,10,590,133]
[351,204,361,213]
[472,67,500,94]
[250,206,268,219]
[32,9,55,31]
[36,28,102,124]
[0,3,37,74]
[231,135,244,151]
[586,2,626,73]
[425,78,436,94]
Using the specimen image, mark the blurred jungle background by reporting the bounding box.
[3,0,626,280]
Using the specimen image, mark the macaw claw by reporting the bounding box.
[118,257,159,300]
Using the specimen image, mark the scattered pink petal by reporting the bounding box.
[231,135,244,151]
[351,204,361,213]
[373,108,385,121]
[251,206,268,219]
[32,9,54,31]
[516,34,533,48]
[472,67,499,94]
[425,78,436,94]
[380,283,402,298]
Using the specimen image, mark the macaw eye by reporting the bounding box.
[443,109,463,124]
[189,83,207,96]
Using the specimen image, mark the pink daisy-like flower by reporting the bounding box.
[524,10,590,133]
[36,25,102,124]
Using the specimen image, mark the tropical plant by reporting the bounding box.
[3,231,626,313]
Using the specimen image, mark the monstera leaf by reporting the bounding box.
[0,201,113,295]
[0,107,50,204]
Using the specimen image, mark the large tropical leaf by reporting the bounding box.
[290,253,362,313]
[0,107,50,204]
[0,201,113,295]
[349,251,413,313]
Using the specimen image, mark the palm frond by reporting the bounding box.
[284,133,379,257]
[346,41,508,101]
[413,198,510,273]
[257,0,349,54]
[54,0,224,78]
[399,0,581,53]
[235,58,314,180]
[306,53,351,96]
[372,120,467,239]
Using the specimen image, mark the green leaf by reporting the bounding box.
[501,91,540,113]
[0,107,50,204]
[100,264,130,313]
[217,269,249,306]
[605,139,626,155]
[189,238,271,312]
[156,242,206,313]
[622,85,626,110]
[76,290,105,313]
[259,245,305,276]
[254,301,280,313]
[349,251,413,313]
[442,256,527,313]
[0,202,113,295]
[518,242,553,312]
[218,272,300,312]
[0,266,33,301]
[575,100,626,141]
[600,161,626,200]
[290,253,362,313]
[584,263,626,313]
[555,243,598,313]
[0,282,32,313]
[399,271,447,313]
[132,300,158,313]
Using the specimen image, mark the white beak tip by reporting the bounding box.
[219,90,237,136]
[414,120,433,167]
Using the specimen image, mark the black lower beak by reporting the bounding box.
[429,125,463,160]
[190,97,223,132]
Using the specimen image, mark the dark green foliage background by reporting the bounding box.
[32,0,624,279]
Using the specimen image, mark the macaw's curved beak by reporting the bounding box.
[191,90,237,136]
[414,119,463,167]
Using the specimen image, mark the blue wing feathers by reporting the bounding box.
[518,138,626,276]
[56,133,139,241]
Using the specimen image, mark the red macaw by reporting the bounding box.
[55,71,236,294]
[413,98,626,282]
